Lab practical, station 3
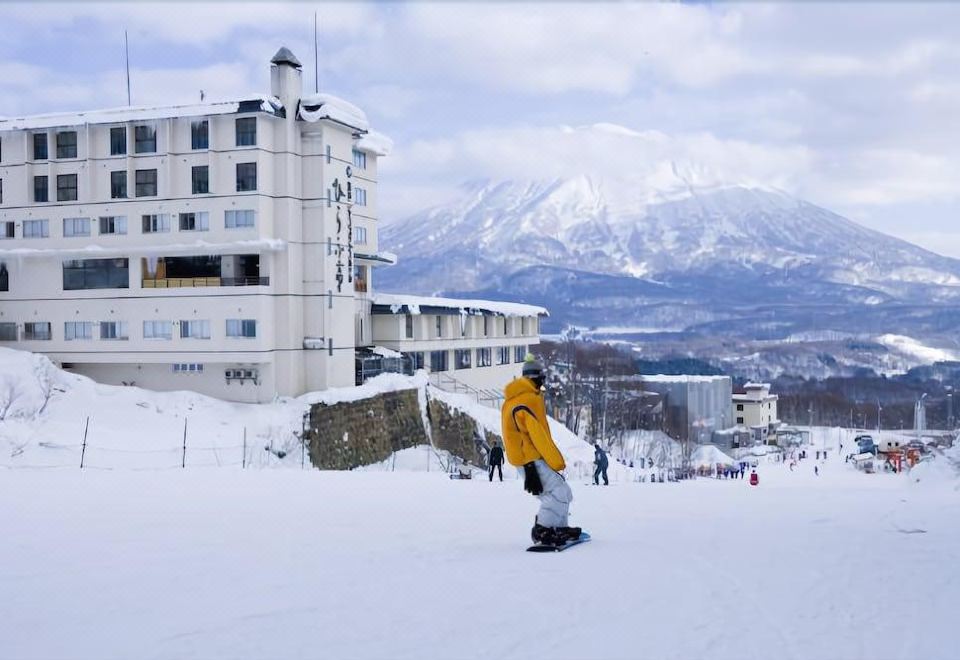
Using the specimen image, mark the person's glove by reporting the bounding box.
[523,462,543,495]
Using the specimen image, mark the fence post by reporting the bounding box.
[242,427,247,469]
[80,416,90,469]
[181,417,188,468]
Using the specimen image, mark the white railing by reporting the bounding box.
[428,371,503,410]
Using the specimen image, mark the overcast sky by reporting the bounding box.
[2,2,959,256]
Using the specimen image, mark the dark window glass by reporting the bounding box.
[191,165,209,194]
[110,127,126,155]
[0,323,16,340]
[33,133,48,160]
[24,322,52,340]
[191,120,209,149]
[1,222,12,238]
[56,174,78,201]
[430,350,448,372]
[56,131,77,159]
[34,175,48,202]
[134,125,156,153]
[135,169,157,197]
[235,117,256,146]
[236,162,257,192]
[0,262,8,292]
[62,258,129,290]
[110,171,127,198]
[455,349,471,370]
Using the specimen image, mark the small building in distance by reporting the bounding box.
[612,374,733,443]
[733,382,780,444]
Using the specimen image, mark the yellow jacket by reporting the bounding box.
[500,377,565,472]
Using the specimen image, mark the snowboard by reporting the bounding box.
[527,531,591,553]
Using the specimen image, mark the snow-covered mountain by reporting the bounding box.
[379,176,960,365]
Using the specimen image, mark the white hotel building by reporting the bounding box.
[0,48,543,403]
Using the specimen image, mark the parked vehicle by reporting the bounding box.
[855,434,878,455]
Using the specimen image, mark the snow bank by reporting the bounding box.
[691,444,736,467]
[355,129,393,156]
[298,93,369,130]
[373,292,547,317]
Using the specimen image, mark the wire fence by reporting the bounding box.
[1,416,311,471]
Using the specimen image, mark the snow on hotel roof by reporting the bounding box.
[372,293,548,318]
[0,96,284,131]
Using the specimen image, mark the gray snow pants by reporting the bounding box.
[533,459,573,528]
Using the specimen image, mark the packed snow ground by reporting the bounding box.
[3,447,959,660]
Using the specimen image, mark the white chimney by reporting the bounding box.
[270,47,303,111]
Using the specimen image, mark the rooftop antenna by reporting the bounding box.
[313,11,320,93]
[124,29,131,105]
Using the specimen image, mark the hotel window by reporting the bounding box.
[476,347,492,368]
[135,169,157,197]
[179,212,209,231]
[24,322,52,340]
[56,174,78,202]
[496,346,510,365]
[63,258,129,290]
[1,222,12,239]
[225,209,254,229]
[191,120,209,150]
[405,315,414,339]
[173,363,204,373]
[63,217,91,237]
[236,162,257,191]
[514,346,527,363]
[33,133,48,160]
[34,175,48,202]
[353,149,366,169]
[521,317,528,336]
[226,319,257,338]
[64,321,94,341]
[737,417,744,425]
[110,127,126,155]
[435,315,443,338]
[353,265,368,293]
[99,216,127,235]
[354,187,367,206]
[192,165,209,194]
[0,262,7,292]
[180,319,211,339]
[404,351,424,370]
[100,321,129,340]
[430,350,448,372]
[737,404,744,411]
[483,316,490,336]
[56,131,77,159]
[0,323,17,340]
[460,314,468,337]
[0,178,2,203]
[454,349,472,370]
[141,214,170,234]
[111,171,127,198]
[143,320,173,340]
[235,117,257,146]
[134,125,156,153]
[23,219,49,238]
[353,226,368,244]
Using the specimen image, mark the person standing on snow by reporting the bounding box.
[488,441,505,482]
[593,443,610,485]
[501,356,581,546]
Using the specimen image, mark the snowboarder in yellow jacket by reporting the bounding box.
[501,356,580,546]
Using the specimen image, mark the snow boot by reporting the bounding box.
[557,526,583,543]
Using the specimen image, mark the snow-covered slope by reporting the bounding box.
[0,347,599,472]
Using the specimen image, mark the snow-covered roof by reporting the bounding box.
[298,93,369,131]
[355,129,393,156]
[636,374,730,384]
[0,96,284,131]
[372,293,547,317]
[0,238,286,260]
[691,444,736,467]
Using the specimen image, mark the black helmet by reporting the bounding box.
[522,355,545,389]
